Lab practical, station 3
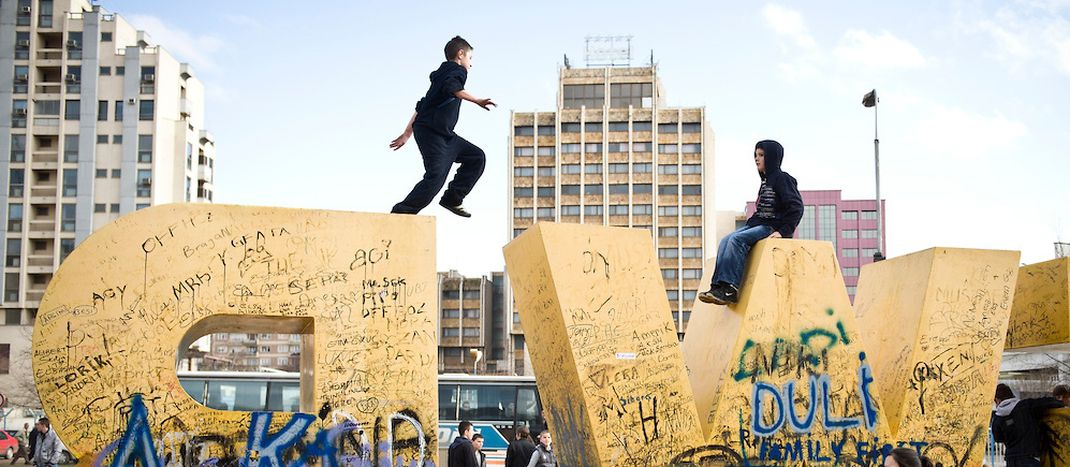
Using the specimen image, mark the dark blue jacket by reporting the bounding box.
[745,140,804,237]
[448,436,479,467]
[413,61,467,137]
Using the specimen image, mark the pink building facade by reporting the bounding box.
[745,190,886,299]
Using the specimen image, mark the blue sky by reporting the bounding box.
[102,0,1070,274]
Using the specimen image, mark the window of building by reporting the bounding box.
[681,205,701,216]
[537,207,554,219]
[96,135,109,144]
[584,205,603,216]
[658,248,679,258]
[562,84,605,109]
[463,308,480,318]
[843,267,860,277]
[797,206,816,239]
[513,167,534,177]
[537,187,554,198]
[666,290,679,300]
[560,205,580,216]
[537,167,554,177]
[61,203,75,232]
[62,169,77,196]
[101,32,112,42]
[8,170,24,197]
[609,82,653,108]
[632,184,652,194]
[66,65,81,93]
[606,142,628,153]
[584,184,603,195]
[35,100,60,115]
[136,203,149,210]
[561,164,580,174]
[513,208,533,218]
[659,227,678,237]
[0,344,9,374]
[59,238,74,263]
[632,142,651,153]
[110,204,118,213]
[10,135,26,163]
[632,204,653,215]
[537,147,555,156]
[842,210,858,220]
[442,328,460,337]
[818,205,837,247]
[136,169,152,197]
[681,185,701,195]
[681,248,702,258]
[682,268,703,279]
[97,101,108,121]
[681,122,702,133]
[633,163,652,173]
[608,163,629,173]
[64,100,80,120]
[537,126,555,136]
[561,123,581,133]
[514,126,534,136]
[514,187,533,197]
[64,135,78,162]
[15,2,30,27]
[861,210,878,220]
[658,206,678,216]
[681,227,702,237]
[607,121,628,132]
[862,229,879,239]
[111,169,121,178]
[94,204,106,213]
[842,229,858,239]
[561,143,581,153]
[681,164,702,174]
[116,66,125,75]
[13,66,28,94]
[608,184,628,195]
[608,204,628,215]
[681,143,702,154]
[442,309,460,319]
[12,100,27,128]
[657,123,677,134]
[561,185,580,195]
[658,185,678,196]
[861,248,878,257]
[138,133,153,162]
[842,249,858,258]
[584,164,602,174]
[139,100,154,120]
[94,169,106,179]
[38,0,54,28]
[514,147,534,157]
[658,144,678,154]
[5,239,21,268]
[585,143,602,153]
[633,121,652,132]
[662,269,678,279]
[114,100,124,121]
[113,135,122,144]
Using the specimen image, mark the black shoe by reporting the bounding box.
[698,285,728,305]
[721,284,740,304]
[439,202,471,218]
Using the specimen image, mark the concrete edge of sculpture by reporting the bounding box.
[33,203,440,467]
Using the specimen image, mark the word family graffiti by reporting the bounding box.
[96,395,431,467]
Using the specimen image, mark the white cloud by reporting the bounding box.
[126,14,224,72]
[963,2,1070,76]
[223,14,264,30]
[910,106,1028,159]
[761,4,822,81]
[762,4,817,50]
[834,29,927,69]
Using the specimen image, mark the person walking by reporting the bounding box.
[505,426,537,467]
[526,431,557,467]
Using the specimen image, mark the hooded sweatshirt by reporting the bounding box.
[745,140,804,237]
[991,396,1065,460]
[413,61,468,137]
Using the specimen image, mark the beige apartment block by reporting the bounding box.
[507,65,715,374]
[438,270,508,375]
[0,0,216,405]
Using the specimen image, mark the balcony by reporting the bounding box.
[28,220,55,233]
[30,186,56,198]
[31,152,58,169]
[25,290,44,304]
[26,256,53,274]
[32,117,61,134]
[198,164,212,181]
[180,98,192,118]
[34,83,61,94]
[36,49,63,63]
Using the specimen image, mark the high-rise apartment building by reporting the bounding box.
[0,0,216,404]
[204,333,301,372]
[508,64,715,373]
[438,270,508,374]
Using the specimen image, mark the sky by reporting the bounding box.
[101,0,1070,275]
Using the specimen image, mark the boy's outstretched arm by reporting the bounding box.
[389,111,418,151]
[454,90,496,111]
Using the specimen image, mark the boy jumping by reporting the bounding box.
[390,36,496,217]
[699,140,803,305]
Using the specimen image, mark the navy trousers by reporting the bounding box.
[392,127,485,214]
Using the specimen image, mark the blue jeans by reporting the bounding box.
[711,225,773,289]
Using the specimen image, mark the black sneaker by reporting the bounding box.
[698,285,728,305]
[721,284,740,304]
[439,202,472,218]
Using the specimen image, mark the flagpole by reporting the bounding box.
[873,93,884,261]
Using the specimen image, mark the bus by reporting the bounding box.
[177,372,546,466]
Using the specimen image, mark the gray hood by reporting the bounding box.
[995,397,1020,416]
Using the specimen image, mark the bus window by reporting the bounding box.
[516,387,545,432]
[267,381,300,412]
[180,379,206,404]
[206,380,267,411]
[439,384,459,421]
[458,385,515,422]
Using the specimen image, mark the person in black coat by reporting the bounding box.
[992,383,1066,467]
[447,421,479,467]
[504,426,537,467]
[699,140,803,306]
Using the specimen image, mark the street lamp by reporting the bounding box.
[862,89,885,262]
[469,349,483,375]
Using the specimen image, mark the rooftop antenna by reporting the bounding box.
[564,53,571,69]
[650,50,655,67]
[585,35,633,67]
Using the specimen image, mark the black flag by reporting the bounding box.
[862,89,877,107]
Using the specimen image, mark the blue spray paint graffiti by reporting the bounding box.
[241,412,315,467]
[111,394,162,467]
